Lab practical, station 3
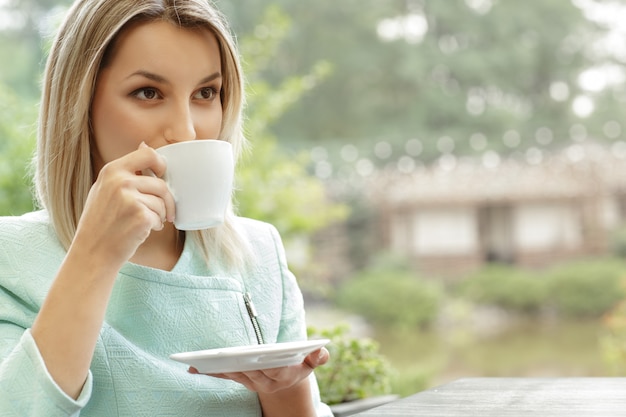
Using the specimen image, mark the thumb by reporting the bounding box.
[304,347,329,369]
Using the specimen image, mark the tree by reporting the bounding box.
[0,84,37,215]
[0,0,71,98]
[236,5,347,239]
[223,0,621,164]
[4,0,622,161]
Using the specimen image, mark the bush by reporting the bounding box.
[545,258,626,318]
[601,298,626,375]
[335,254,443,328]
[610,225,626,258]
[457,263,548,314]
[389,365,431,398]
[308,324,393,405]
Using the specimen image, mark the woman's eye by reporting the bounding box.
[194,87,218,100]
[133,87,160,100]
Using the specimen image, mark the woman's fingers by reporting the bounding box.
[73,143,176,264]
[200,354,328,394]
[98,144,175,225]
[134,192,167,230]
[127,142,168,178]
[303,348,329,369]
[134,174,175,224]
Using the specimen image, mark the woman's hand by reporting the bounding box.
[33,142,176,399]
[190,347,330,394]
[74,142,176,269]
[190,348,329,417]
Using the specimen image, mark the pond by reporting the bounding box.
[374,319,610,393]
[307,305,612,397]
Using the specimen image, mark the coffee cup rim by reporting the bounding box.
[157,139,231,151]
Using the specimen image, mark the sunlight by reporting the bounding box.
[0,0,23,30]
[377,13,428,44]
[573,0,626,61]
[572,95,595,118]
[464,0,494,15]
[578,64,626,92]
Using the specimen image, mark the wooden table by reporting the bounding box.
[351,377,626,416]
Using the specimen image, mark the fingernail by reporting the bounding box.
[317,348,327,362]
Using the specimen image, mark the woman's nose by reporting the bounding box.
[164,104,196,142]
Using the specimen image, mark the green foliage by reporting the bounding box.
[0,84,37,215]
[458,259,626,318]
[335,253,443,328]
[388,365,431,398]
[457,263,548,314]
[223,0,615,162]
[240,5,333,138]
[234,6,348,238]
[308,324,393,405]
[610,225,626,258]
[3,0,624,158]
[601,297,626,375]
[545,258,626,318]
[236,140,347,236]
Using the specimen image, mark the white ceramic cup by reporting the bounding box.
[155,140,234,230]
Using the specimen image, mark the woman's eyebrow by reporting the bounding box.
[198,72,222,85]
[125,70,222,85]
[126,70,169,84]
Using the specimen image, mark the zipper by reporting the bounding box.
[244,292,265,345]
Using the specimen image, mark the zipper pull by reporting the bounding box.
[244,292,265,345]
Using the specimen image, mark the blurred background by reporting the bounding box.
[2,0,626,405]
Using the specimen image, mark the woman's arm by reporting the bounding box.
[30,242,121,399]
[31,145,174,399]
[258,377,317,417]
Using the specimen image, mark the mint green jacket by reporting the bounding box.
[0,211,332,416]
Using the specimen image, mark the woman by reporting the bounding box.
[0,1,332,416]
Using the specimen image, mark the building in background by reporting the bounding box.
[368,142,626,277]
[308,141,626,284]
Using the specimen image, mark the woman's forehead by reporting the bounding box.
[101,20,222,81]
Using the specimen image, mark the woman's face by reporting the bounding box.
[90,20,223,174]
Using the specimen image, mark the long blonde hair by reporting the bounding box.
[36,0,249,268]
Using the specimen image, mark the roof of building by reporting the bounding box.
[369,142,626,206]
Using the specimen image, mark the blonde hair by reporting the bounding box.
[36,0,249,268]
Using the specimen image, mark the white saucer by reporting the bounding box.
[169,339,330,373]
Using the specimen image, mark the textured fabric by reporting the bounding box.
[0,210,332,417]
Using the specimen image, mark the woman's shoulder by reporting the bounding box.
[0,210,59,250]
[0,211,64,315]
[232,216,282,246]
[0,210,52,237]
